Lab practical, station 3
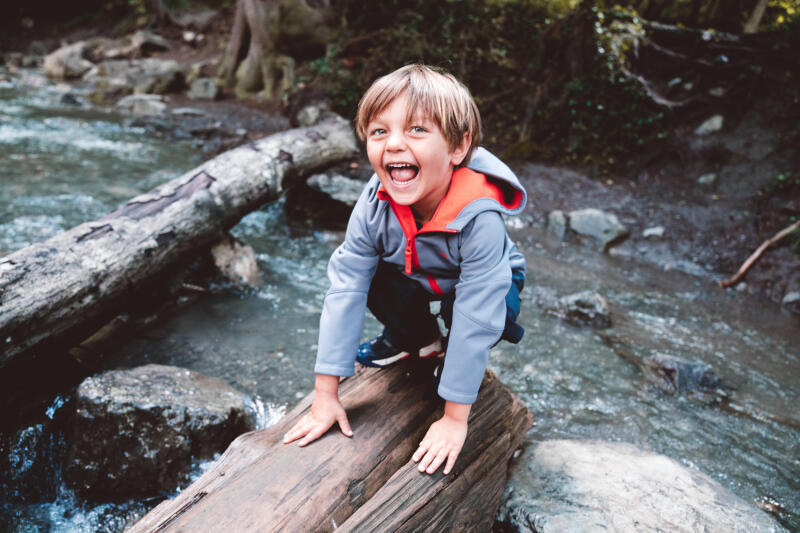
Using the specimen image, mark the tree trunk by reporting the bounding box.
[743,0,769,33]
[0,116,357,369]
[127,363,533,532]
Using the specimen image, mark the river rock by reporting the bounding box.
[83,58,184,96]
[64,364,257,501]
[697,172,717,185]
[568,208,629,251]
[174,9,219,31]
[546,210,567,239]
[210,234,262,286]
[695,115,724,135]
[116,93,167,116]
[642,225,664,238]
[94,30,171,60]
[42,41,94,80]
[307,172,365,207]
[497,440,785,533]
[642,353,721,394]
[188,77,219,100]
[547,290,612,328]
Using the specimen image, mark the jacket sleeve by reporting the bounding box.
[314,186,381,377]
[437,211,511,403]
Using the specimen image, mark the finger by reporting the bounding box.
[298,423,329,447]
[283,416,313,443]
[337,413,353,437]
[418,446,440,472]
[412,440,431,462]
[426,449,449,474]
[443,450,458,475]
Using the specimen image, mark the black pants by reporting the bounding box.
[366,261,524,352]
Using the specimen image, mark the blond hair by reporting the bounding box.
[356,64,482,165]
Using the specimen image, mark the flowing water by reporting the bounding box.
[1,69,798,531]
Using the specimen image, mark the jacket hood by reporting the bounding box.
[446,146,527,231]
[376,147,527,233]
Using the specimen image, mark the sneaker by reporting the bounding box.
[356,335,443,368]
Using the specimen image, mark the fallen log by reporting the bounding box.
[127,362,533,532]
[0,116,357,367]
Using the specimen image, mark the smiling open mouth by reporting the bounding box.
[386,163,419,186]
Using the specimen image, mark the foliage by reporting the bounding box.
[598,0,800,32]
[305,0,669,166]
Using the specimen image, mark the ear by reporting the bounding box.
[450,132,471,166]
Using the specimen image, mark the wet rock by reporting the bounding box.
[116,94,167,116]
[83,58,184,96]
[42,41,94,80]
[171,106,206,116]
[497,440,785,533]
[698,172,718,185]
[307,172,365,207]
[58,93,83,106]
[546,210,567,239]
[695,115,724,135]
[546,290,611,328]
[174,9,219,31]
[782,291,800,314]
[642,353,721,394]
[188,77,219,100]
[642,225,664,239]
[211,234,262,286]
[568,208,629,251]
[65,364,257,501]
[92,30,171,60]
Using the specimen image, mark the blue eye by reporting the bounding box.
[410,126,426,133]
[370,128,386,136]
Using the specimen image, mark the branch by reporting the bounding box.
[718,220,800,288]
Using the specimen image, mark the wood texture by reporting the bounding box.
[0,117,357,367]
[128,363,533,533]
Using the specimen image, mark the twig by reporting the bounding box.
[719,220,800,288]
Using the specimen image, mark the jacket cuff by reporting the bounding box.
[436,383,477,404]
[314,363,354,377]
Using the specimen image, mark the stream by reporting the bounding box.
[1,69,798,532]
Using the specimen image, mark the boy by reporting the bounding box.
[283,64,526,476]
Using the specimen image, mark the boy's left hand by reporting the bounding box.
[412,401,470,475]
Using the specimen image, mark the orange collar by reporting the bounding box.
[377,167,523,232]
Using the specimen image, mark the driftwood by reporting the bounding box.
[718,220,800,289]
[128,362,533,532]
[0,116,357,368]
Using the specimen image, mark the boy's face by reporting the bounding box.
[365,93,469,223]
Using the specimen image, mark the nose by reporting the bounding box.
[385,129,406,151]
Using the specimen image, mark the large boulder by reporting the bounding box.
[498,439,785,533]
[42,41,94,80]
[568,208,629,251]
[65,364,257,501]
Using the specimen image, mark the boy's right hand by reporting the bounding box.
[283,375,353,446]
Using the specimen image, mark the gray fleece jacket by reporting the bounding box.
[314,147,527,403]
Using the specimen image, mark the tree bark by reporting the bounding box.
[0,116,357,368]
[127,363,533,532]
[743,0,769,33]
